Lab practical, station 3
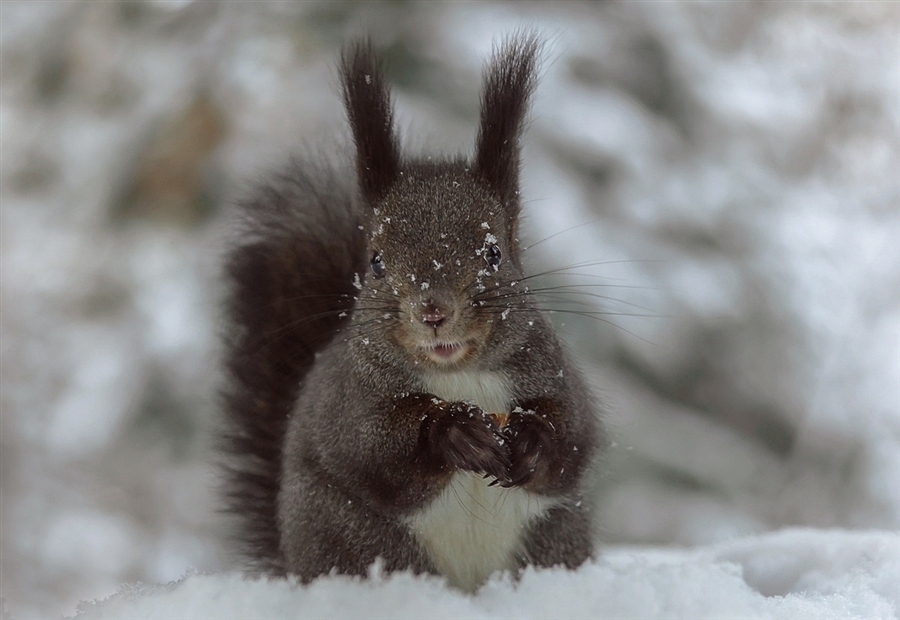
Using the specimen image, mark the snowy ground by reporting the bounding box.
[72,530,900,619]
[2,2,898,618]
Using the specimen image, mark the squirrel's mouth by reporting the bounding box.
[422,341,469,364]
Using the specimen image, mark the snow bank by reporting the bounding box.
[73,530,898,620]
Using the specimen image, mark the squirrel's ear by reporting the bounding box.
[341,40,400,203]
[474,33,542,209]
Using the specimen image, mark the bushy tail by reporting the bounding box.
[220,160,365,573]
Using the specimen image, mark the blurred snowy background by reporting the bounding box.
[1,2,898,618]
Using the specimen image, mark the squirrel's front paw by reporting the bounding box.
[428,402,510,483]
[502,413,558,488]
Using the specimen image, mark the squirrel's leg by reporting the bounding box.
[518,503,594,570]
[279,471,434,581]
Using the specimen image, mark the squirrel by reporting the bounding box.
[220,33,604,591]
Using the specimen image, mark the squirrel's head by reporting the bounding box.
[341,34,541,369]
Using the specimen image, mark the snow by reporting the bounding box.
[73,530,899,619]
[2,2,898,618]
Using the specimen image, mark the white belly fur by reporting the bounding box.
[409,370,556,591]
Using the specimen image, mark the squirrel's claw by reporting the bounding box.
[501,413,557,489]
[430,401,511,480]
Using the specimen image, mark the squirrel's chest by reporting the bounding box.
[407,370,554,591]
[421,369,512,414]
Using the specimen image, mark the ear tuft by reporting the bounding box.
[341,40,401,202]
[474,32,542,208]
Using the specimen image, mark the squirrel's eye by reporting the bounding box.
[485,244,502,271]
[370,252,385,278]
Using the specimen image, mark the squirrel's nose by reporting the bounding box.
[421,300,447,329]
